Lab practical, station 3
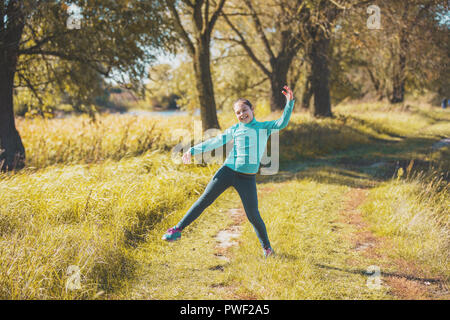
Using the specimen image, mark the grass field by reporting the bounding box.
[1,100,448,299]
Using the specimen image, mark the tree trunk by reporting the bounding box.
[269,73,287,112]
[0,84,25,172]
[365,66,384,100]
[390,52,406,104]
[301,73,313,109]
[269,55,293,111]
[0,2,26,172]
[309,33,332,117]
[192,39,220,131]
[390,28,408,104]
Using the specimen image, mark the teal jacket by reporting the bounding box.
[189,100,295,174]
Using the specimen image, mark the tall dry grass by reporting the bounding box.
[1,100,448,299]
[0,152,220,299]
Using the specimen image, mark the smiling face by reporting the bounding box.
[234,101,254,124]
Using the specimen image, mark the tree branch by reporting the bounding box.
[181,0,195,7]
[248,76,269,89]
[207,0,226,35]
[18,49,112,77]
[243,0,275,61]
[17,72,44,106]
[19,29,71,55]
[167,0,195,56]
[192,0,204,34]
[218,14,272,77]
[204,0,209,34]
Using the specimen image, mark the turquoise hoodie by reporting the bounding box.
[189,99,295,174]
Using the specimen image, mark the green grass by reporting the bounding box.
[114,188,240,299]
[360,172,449,280]
[2,99,449,299]
[15,100,449,171]
[0,152,221,299]
[111,168,390,300]
[223,178,390,299]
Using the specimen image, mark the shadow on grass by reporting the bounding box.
[273,252,300,261]
[257,135,449,189]
[315,263,444,285]
[336,115,407,140]
[409,106,450,124]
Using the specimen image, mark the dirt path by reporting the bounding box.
[208,206,249,299]
[119,168,447,300]
[340,187,449,299]
[214,208,245,263]
[213,186,276,260]
[431,137,450,150]
[210,185,278,299]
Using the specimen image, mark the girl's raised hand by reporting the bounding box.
[182,151,192,164]
[282,85,294,101]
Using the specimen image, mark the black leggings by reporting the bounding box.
[176,165,271,248]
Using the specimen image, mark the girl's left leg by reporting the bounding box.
[175,165,234,230]
[233,174,271,249]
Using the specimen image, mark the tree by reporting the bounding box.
[304,0,341,117]
[338,0,448,103]
[1,1,25,171]
[212,41,270,110]
[220,0,307,111]
[0,0,171,171]
[147,44,270,115]
[165,0,227,131]
[219,0,357,116]
[381,0,442,103]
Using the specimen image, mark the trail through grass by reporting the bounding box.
[114,164,448,299]
[2,100,449,299]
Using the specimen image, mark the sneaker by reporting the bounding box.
[162,226,182,242]
[263,246,274,258]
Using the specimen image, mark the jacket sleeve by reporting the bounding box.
[189,125,235,155]
[262,99,295,131]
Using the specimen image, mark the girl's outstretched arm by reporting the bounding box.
[264,85,295,131]
[188,125,235,156]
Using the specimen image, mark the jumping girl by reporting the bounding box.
[162,86,295,258]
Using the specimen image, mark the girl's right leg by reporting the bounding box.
[175,165,234,231]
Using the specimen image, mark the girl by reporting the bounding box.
[162,86,295,258]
